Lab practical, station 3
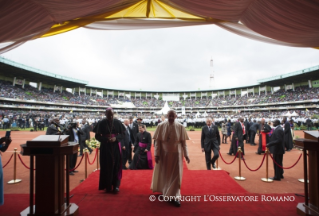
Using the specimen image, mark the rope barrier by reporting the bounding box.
[68,154,84,172]
[243,154,266,172]
[2,153,14,168]
[219,151,238,165]
[269,153,302,169]
[17,154,35,170]
[87,148,98,165]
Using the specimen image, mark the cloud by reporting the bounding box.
[2,25,318,91]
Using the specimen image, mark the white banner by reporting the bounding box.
[248,88,254,93]
[135,93,141,97]
[190,93,196,97]
[15,79,24,85]
[54,86,63,92]
[118,92,124,96]
[218,91,225,95]
[259,86,266,91]
[230,90,236,95]
[91,89,97,94]
[107,91,114,95]
[79,87,86,93]
[286,85,293,90]
[201,92,207,96]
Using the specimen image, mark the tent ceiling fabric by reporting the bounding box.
[0,0,319,54]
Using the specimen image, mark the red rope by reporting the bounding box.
[68,154,84,172]
[243,154,266,171]
[2,154,13,168]
[219,151,238,165]
[269,153,302,169]
[87,149,98,165]
[17,154,35,170]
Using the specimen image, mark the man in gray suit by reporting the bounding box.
[201,117,221,170]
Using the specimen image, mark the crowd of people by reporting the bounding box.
[1,80,319,109]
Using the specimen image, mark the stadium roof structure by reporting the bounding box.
[257,65,319,86]
[0,56,88,87]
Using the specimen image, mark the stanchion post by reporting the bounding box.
[84,148,88,179]
[8,148,22,184]
[234,147,245,181]
[298,150,309,183]
[261,147,273,183]
[94,146,100,172]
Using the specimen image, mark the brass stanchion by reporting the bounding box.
[94,147,100,172]
[84,148,88,179]
[213,157,221,170]
[8,148,22,184]
[234,147,245,181]
[298,151,309,183]
[261,147,273,182]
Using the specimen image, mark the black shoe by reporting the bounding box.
[73,170,79,173]
[122,167,128,170]
[255,152,261,155]
[227,153,232,155]
[78,154,83,157]
[113,187,120,193]
[270,177,281,181]
[89,150,93,154]
[69,172,74,175]
[286,149,291,152]
[281,176,284,179]
[106,188,112,193]
[171,200,181,207]
[212,163,216,169]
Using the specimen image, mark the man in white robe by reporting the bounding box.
[151,110,190,207]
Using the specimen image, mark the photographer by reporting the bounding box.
[65,122,83,175]
[0,136,12,205]
[46,118,64,135]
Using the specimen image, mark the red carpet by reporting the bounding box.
[1,164,303,216]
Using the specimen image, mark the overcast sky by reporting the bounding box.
[1,24,318,91]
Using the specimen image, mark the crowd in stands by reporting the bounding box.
[1,80,319,109]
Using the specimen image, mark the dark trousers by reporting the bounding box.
[250,131,256,144]
[122,149,128,168]
[273,154,283,179]
[79,140,92,155]
[246,131,250,143]
[205,148,219,170]
[69,153,78,171]
[222,134,227,143]
[128,142,133,164]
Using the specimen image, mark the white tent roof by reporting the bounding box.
[203,111,208,117]
[291,111,299,117]
[154,101,170,115]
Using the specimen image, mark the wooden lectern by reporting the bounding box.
[20,135,79,216]
[294,131,319,216]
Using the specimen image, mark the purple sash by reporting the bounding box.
[139,142,153,169]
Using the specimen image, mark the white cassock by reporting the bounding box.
[151,121,189,197]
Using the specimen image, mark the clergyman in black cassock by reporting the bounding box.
[267,120,285,181]
[94,109,125,193]
[256,119,271,154]
[201,118,220,170]
[129,125,152,170]
[283,117,293,151]
[229,118,246,157]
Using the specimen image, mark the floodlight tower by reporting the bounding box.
[209,58,214,88]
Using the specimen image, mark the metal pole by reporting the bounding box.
[261,148,273,182]
[8,148,22,184]
[234,147,245,180]
[85,148,88,179]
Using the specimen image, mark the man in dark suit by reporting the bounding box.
[266,120,285,181]
[282,117,293,151]
[122,119,134,169]
[79,119,93,157]
[249,121,259,146]
[244,118,250,143]
[201,117,220,170]
[305,118,312,131]
[46,118,63,135]
[128,116,138,165]
[230,117,246,157]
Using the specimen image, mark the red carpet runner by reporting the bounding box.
[1,162,302,216]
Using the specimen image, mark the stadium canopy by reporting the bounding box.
[1,0,319,54]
